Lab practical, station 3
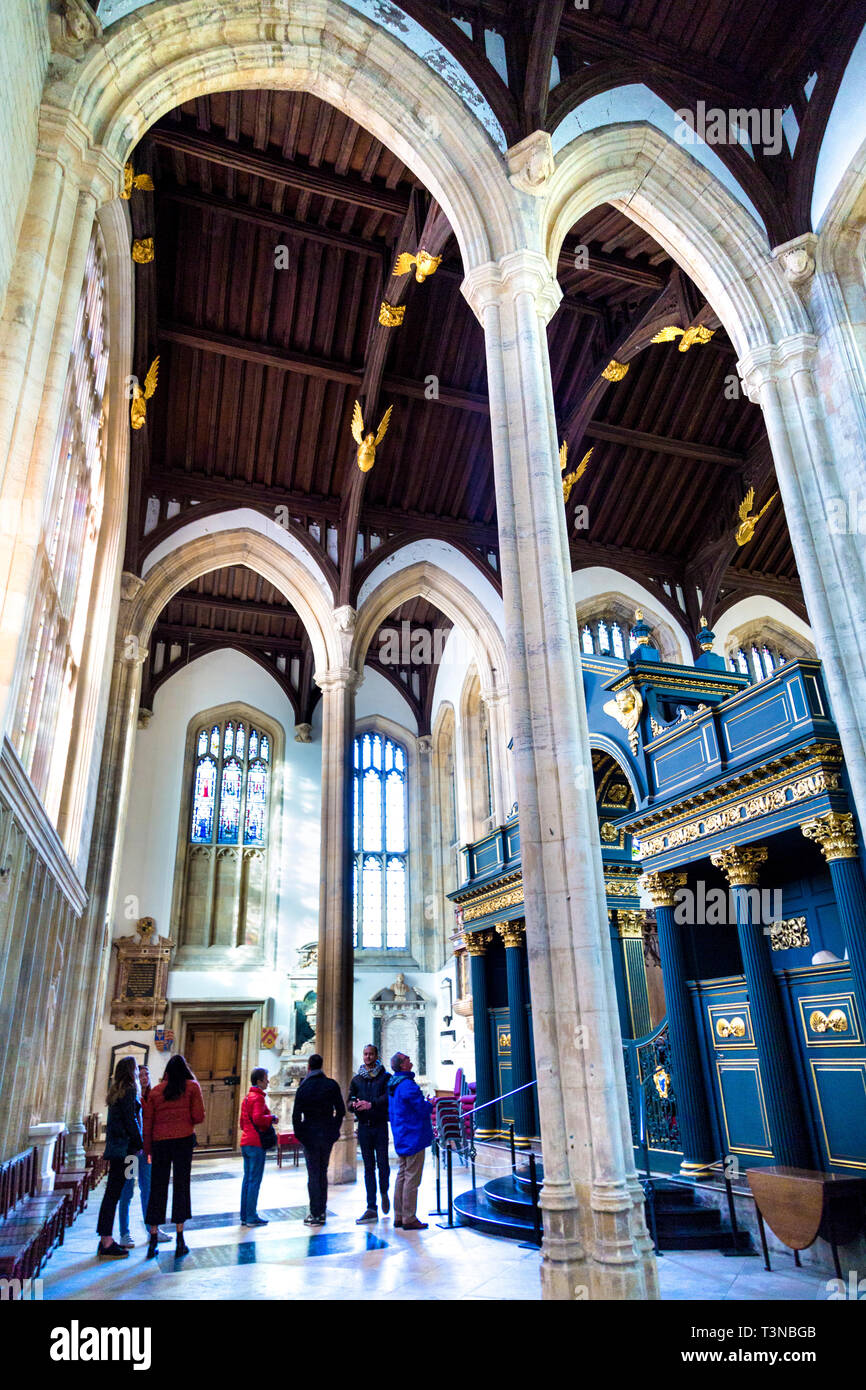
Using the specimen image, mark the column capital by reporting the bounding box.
[639,870,686,909]
[771,233,818,288]
[711,844,768,886]
[495,920,525,949]
[736,334,818,403]
[462,930,494,956]
[801,811,858,861]
[616,911,645,938]
[314,665,362,694]
[461,250,562,326]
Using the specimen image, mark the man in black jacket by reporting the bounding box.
[292,1054,346,1226]
[347,1044,390,1223]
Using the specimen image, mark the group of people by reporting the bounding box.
[96,1053,205,1260]
[95,1042,433,1259]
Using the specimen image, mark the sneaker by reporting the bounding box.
[156,1230,172,1243]
[303,1214,325,1226]
[97,1241,130,1259]
[356,1208,378,1224]
[249,1217,269,1226]
[118,1233,135,1248]
[380,1192,390,1215]
[402,1218,428,1231]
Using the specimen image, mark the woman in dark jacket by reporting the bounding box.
[96,1055,143,1259]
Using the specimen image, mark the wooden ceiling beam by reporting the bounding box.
[150,124,410,214]
[169,589,296,620]
[153,622,305,651]
[559,237,667,289]
[582,420,743,467]
[160,187,389,259]
[146,468,341,519]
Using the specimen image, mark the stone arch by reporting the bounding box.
[122,528,340,674]
[572,569,692,665]
[711,595,816,672]
[542,123,811,358]
[352,560,508,698]
[47,0,525,273]
[589,737,641,811]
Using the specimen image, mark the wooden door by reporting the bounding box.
[186,1023,242,1149]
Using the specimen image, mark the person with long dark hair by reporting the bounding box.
[96,1055,143,1259]
[142,1054,205,1259]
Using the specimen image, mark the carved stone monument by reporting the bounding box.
[110,917,174,1031]
[370,975,429,1080]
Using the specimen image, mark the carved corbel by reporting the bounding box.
[507,131,555,196]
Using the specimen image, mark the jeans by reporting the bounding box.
[118,1153,151,1234]
[302,1137,333,1219]
[145,1134,195,1226]
[240,1145,267,1222]
[393,1148,425,1222]
[358,1125,390,1210]
[138,1149,151,1224]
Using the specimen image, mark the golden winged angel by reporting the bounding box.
[735,487,777,546]
[130,357,159,431]
[121,163,155,199]
[352,400,393,472]
[650,324,715,352]
[392,249,442,283]
[560,442,593,503]
[602,685,644,754]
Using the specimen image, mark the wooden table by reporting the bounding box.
[747,1166,866,1277]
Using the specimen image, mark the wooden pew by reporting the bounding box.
[0,1148,69,1285]
[52,1130,91,1223]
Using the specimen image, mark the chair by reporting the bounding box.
[276,1132,302,1169]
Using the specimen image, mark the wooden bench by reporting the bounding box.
[83,1112,107,1186]
[0,1148,69,1285]
[52,1130,91,1223]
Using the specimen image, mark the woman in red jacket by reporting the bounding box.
[143,1054,205,1259]
[239,1068,278,1226]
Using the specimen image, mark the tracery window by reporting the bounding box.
[728,643,787,685]
[580,618,633,659]
[11,226,108,819]
[353,732,408,950]
[176,706,278,952]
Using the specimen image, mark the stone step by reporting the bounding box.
[483,1174,539,1218]
[453,1187,539,1242]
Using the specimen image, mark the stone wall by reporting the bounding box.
[0,1,48,323]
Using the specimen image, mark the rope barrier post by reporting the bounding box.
[429,1131,446,1217]
[722,1174,756,1258]
[529,1152,542,1248]
[436,1144,455,1229]
[509,1123,516,1183]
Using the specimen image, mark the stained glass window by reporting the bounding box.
[353,731,408,949]
[189,716,272,848]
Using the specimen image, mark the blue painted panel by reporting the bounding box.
[652,732,708,791]
[810,1062,866,1170]
[781,964,866,1172]
[472,833,503,876]
[723,687,792,754]
[715,1061,773,1156]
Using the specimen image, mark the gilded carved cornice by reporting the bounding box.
[495,920,525,949]
[710,844,768,887]
[638,871,687,909]
[801,811,858,862]
[623,743,844,859]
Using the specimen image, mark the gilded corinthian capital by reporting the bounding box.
[801,811,858,861]
[462,930,494,957]
[495,921,525,949]
[638,871,686,909]
[710,845,768,886]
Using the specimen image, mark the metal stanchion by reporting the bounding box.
[723,1175,757,1257]
[429,1136,446,1216]
[508,1123,516,1182]
[436,1145,455,1229]
[519,1151,543,1250]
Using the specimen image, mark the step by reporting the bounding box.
[650,1223,753,1252]
[513,1164,544,1194]
[654,1206,722,1233]
[483,1174,539,1219]
[453,1187,539,1242]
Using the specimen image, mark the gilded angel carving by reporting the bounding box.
[735,487,777,546]
[392,249,442,283]
[560,442,593,503]
[130,357,159,431]
[602,685,644,754]
[351,400,393,472]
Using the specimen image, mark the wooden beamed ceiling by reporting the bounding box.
[129,32,832,720]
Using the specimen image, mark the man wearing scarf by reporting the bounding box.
[347,1044,391,1223]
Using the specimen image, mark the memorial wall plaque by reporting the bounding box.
[110,918,175,1031]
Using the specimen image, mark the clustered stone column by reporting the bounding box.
[639,872,716,1176]
[495,920,535,1146]
[801,812,866,1020]
[463,250,656,1300]
[711,845,812,1169]
[463,931,496,1139]
[315,664,361,1184]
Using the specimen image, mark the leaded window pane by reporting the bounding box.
[244,762,268,846]
[218,759,242,843]
[191,756,217,843]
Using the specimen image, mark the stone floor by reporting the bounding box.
[40,1154,836,1301]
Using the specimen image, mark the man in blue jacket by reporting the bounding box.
[387,1052,433,1231]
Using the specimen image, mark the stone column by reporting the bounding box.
[711,845,812,1168]
[640,873,716,1176]
[495,920,535,1145]
[801,812,866,1020]
[615,911,652,1040]
[739,339,866,832]
[464,930,497,1139]
[463,250,656,1301]
[482,688,512,825]
[314,662,360,1184]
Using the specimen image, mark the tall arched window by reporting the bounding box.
[353,731,408,950]
[11,225,108,819]
[175,707,279,953]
